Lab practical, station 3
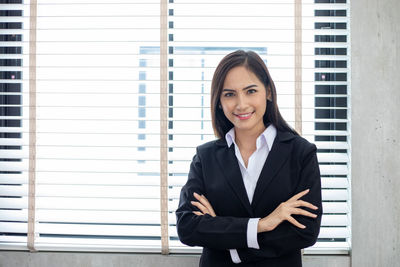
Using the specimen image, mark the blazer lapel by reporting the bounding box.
[215,140,253,216]
[251,131,295,208]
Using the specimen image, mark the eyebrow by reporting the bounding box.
[222,84,258,91]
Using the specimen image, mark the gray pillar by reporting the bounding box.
[351,0,400,266]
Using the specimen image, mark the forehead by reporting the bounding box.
[223,66,263,89]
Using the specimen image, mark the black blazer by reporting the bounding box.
[176,130,322,267]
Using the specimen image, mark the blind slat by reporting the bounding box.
[37,223,161,237]
[0,222,28,233]
[36,197,161,211]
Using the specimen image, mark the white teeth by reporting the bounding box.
[237,112,252,118]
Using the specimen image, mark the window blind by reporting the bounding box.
[0,0,164,252]
[0,0,350,254]
[310,0,350,253]
[167,0,350,254]
[0,0,30,250]
[34,0,162,251]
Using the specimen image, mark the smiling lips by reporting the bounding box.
[234,111,255,120]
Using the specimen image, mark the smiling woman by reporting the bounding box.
[176,50,323,267]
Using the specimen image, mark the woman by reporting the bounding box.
[176,50,322,267]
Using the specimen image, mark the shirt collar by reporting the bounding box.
[225,124,277,151]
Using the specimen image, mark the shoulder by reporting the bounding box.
[292,135,316,151]
[279,130,314,148]
[187,139,224,172]
[279,131,317,160]
[196,138,225,155]
[292,135,317,165]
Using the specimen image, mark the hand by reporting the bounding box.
[191,192,216,217]
[258,189,318,233]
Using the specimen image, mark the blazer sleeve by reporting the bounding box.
[175,149,250,250]
[237,143,323,262]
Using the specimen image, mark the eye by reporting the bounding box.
[223,92,235,97]
[247,89,257,94]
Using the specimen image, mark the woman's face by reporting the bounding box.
[220,66,270,135]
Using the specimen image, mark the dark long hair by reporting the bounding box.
[211,50,298,138]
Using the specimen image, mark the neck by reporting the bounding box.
[234,124,266,151]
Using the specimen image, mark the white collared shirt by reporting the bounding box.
[225,124,277,264]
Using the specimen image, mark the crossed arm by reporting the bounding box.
[176,144,322,262]
[191,189,318,233]
[191,189,318,262]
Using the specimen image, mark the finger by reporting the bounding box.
[194,193,211,208]
[198,200,216,217]
[194,193,216,215]
[292,200,318,210]
[193,211,204,216]
[193,192,204,205]
[191,200,206,211]
[199,196,215,213]
[193,192,202,201]
[191,201,209,214]
[291,208,318,218]
[287,216,306,229]
[194,193,211,209]
[289,189,310,201]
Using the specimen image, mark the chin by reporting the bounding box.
[233,120,264,132]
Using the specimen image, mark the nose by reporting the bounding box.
[236,92,249,111]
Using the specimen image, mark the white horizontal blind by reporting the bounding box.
[0,0,350,254]
[167,0,350,254]
[32,0,161,251]
[0,0,30,250]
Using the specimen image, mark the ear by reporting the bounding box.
[266,87,272,101]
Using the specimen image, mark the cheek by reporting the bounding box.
[257,101,268,117]
[220,100,232,114]
[221,106,232,118]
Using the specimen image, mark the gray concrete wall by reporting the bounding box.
[0,252,350,267]
[351,0,400,266]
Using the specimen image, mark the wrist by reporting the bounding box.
[257,217,274,233]
[257,218,268,233]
